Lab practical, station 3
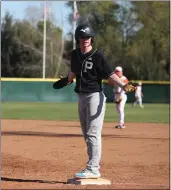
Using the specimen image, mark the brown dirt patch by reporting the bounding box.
[2,120,169,189]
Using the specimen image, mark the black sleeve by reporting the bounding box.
[98,52,114,79]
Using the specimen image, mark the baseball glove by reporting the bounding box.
[53,75,73,89]
[123,83,136,92]
[115,96,122,104]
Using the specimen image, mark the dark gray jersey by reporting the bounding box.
[71,48,114,94]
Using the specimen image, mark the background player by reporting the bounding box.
[133,81,144,108]
[113,66,128,129]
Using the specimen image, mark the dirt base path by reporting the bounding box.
[2,120,169,189]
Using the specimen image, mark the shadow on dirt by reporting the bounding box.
[2,131,82,138]
[1,177,67,184]
[42,124,81,128]
[1,131,168,140]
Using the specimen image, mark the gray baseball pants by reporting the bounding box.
[78,91,106,172]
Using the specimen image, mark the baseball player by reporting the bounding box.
[113,66,128,129]
[53,23,135,179]
[133,81,144,108]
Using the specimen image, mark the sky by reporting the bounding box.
[1,1,72,36]
[1,1,131,37]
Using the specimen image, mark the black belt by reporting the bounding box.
[115,92,126,94]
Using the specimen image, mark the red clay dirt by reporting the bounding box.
[2,120,169,189]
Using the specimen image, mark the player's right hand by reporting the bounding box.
[115,97,122,104]
[53,75,73,89]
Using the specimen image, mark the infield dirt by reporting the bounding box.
[2,120,169,189]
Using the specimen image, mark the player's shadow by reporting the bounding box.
[1,131,168,140]
[1,131,82,138]
[1,177,67,184]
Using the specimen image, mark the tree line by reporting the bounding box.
[1,1,170,80]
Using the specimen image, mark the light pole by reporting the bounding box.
[73,1,78,50]
[42,0,47,78]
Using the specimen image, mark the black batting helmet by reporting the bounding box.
[75,23,95,41]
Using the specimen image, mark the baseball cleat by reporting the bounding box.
[115,125,126,129]
[75,168,101,179]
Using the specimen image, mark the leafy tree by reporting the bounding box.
[65,1,169,80]
[1,10,64,78]
[127,1,170,80]
[2,2,169,80]
[1,13,42,77]
[1,12,15,77]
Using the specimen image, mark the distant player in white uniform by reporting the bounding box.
[113,66,128,129]
[133,82,144,108]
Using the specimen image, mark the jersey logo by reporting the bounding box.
[84,58,93,72]
[80,28,89,33]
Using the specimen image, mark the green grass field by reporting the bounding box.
[1,102,169,124]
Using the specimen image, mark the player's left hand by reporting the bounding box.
[123,83,136,92]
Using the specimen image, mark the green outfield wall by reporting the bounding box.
[1,78,170,103]
[103,83,170,103]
